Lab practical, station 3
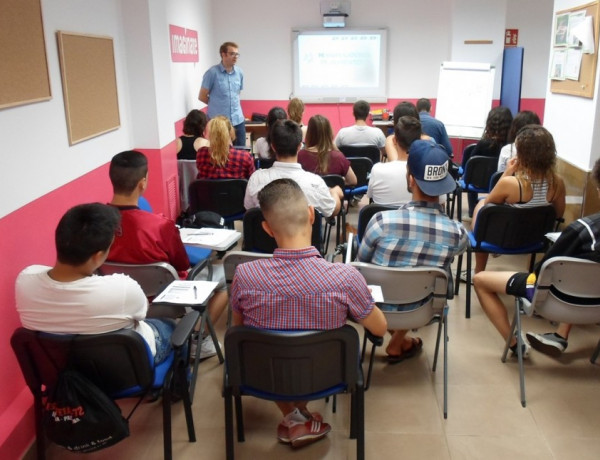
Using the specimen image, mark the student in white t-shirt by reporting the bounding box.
[334,100,386,155]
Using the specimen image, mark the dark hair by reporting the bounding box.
[506,110,541,143]
[353,100,370,120]
[265,106,288,158]
[393,101,419,123]
[482,106,513,147]
[219,41,238,55]
[55,203,121,265]
[109,151,148,195]
[258,178,306,214]
[394,116,422,151]
[183,109,208,137]
[593,158,600,187]
[416,98,431,112]
[270,120,302,158]
[515,125,556,178]
[305,115,335,174]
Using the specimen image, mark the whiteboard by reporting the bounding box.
[435,62,495,139]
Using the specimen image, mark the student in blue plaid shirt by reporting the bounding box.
[358,140,467,363]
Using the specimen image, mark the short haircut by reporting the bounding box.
[183,109,208,137]
[394,116,422,151]
[416,98,431,112]
[270,119,302,158]
[287,97,305,124]
[393,101,419,123]
[353,100,370,120]
[593,158,600,187]
[109,151,148,195]
[219,41,238,55]
[258,178,309,237]
[55,203,121,265]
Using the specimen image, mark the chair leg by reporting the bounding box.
[465,249,472,318]
[432,315,443,373]
[591,337,600,364]
[34,396,46,460]
[349,392,356,439]
[443,313,449,419]
[455,254,463,296]
[515,304,527,408]
[355,388,365,460]
[235,395,245,442]
[163,371,173,460]
[224,389,234,460]
[189,311,207,401]
[178,362,196,442]
[528,253,536,273]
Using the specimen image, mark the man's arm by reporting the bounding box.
[198,87,209,104]
[358,306,387,337]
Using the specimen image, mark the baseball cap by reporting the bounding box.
[407,140,456,196]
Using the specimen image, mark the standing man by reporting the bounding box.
[416,98,453,157]
[199,42,246,147]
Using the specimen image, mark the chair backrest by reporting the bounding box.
[224,325,361,398]
[138,196,153,212]
[242,207,324,254]
[256,158,275,169]
[472,204,556,250]
[188,179,248,217]
[526,257,600,324]
[462,156,499,190]
[223,251,273,289]
[11,327,154,400]
[350,262,449,330]
[347,157,374,188]
[322,174,345,189]
[357,203,396,242]
[99,262,178,298]
[338,145,380,165]
[177,160,198,213]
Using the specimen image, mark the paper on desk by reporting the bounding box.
[179,227,241,251]
[368,285,384,303]
[153,280,218,304]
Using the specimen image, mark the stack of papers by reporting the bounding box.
[179,227,241,251]
[368,285,384,303]
[153,280,218,305]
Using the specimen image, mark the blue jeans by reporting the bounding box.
[145,318,177,364]
[233,121,246,147]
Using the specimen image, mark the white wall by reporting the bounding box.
[0,0,134,217]
[545,0,600,170]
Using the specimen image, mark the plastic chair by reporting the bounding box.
[98,261,223,400]
[223,325,365,460]
[241,207,324,254]
[350,262,451,417]
[322,174,347,249]
[338,144,381,165]
[188,179,248,229]
[449,155,498,221]
[454,204,556,318]
[11,310,199,460]
[503,257,600,407]
[345,157,373,203]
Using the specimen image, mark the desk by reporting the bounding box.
[245,122,267,143]
[372,120,393,136]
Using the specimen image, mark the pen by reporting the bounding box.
[193,286,197,300]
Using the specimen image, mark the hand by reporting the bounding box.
[505,157,519,176]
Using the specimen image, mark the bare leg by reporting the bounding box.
[207,290,228,325]
[556,323,572,339]
[473,271,518,347]
[386,329,419,356]
[475,252,490,273]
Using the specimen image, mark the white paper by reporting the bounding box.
[545,232,561,243]
[572,15,595,54]
[550,49,566,80]
[153,280,218,304]
[368,285,384,303]
[568,11,587,47]
[565,48,583,80]
[179,228,241,251]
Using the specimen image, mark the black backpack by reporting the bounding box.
[43,369,130,453]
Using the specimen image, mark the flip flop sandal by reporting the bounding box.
[386,337,423,364]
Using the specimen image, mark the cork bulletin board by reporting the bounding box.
[0,0,51,109]
[57,31,120,145]
[550,1,600,98]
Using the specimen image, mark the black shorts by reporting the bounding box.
[505,272,529,298]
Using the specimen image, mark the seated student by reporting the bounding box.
[416,98,453,156]
[358,141,467,362]
[196,115,255,179]
[177,109,209,160]
[334,100,386,154]
[298,114,357,185]
[16,203,175,364]
[244,119,342,217]
[255,106,287,160]
[475,157,600,357]
[497,110,541,172]
[468,125,566,278]
[231,178,387,448]
[367,116,421,206]
[107,150,227,359]
[384,101,434,161]
[287,97,308,142]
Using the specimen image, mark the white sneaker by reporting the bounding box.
[196,335,221,359]
[459,269,474,284]
[510,334,531,359]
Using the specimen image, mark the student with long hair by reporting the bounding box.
[287,97,307,142]
[176,109,209,160]
[298,115,357,185]
[255,106,287,160]
[196,115,255,179]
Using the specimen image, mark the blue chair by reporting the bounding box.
[450,155,498,221]
[344,157,373,205]
[223,325,365,460]
[454,203,556,318]
[11,310,199,460]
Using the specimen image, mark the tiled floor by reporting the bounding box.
[41,198,600,460]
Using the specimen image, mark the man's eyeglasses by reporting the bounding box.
[228,52,240,57]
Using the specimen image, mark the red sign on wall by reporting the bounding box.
[505,29,519,47]
[169,25,199,62]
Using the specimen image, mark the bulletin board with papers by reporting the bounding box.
[550,1,600,98]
